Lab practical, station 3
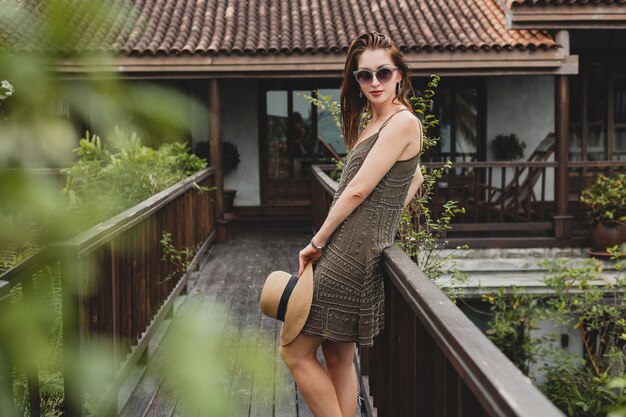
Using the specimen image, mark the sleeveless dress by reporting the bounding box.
[301,109,420,347]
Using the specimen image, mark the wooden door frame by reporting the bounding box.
[258,78,340,205]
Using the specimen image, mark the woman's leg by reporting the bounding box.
[279,333,343,417]
[321,341,357,417]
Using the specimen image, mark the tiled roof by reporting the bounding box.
[1,0,558,56]
[507,0,626,5]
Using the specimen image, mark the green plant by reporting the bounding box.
[607,375,626,417]
[483,247,626,417]
[222,141,240,175]
[482,286,539,375]
[160,231,196,283]
[397,75,469,301]
[61,128,207,232]
[0,80,13,101]
[491,133,526,161]
[580,174,626,227]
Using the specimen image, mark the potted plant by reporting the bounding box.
[580,173,626,254]
[491,133,526,161]
[193,140,240,213]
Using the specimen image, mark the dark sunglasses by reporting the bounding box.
[352,66,398,84]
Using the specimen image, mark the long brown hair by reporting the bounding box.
[340,32,414,149]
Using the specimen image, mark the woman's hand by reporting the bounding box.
[298,244,322,276]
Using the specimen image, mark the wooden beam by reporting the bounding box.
[208,80,225,230]
[48,48,579,77]
[506,4,626,29]
[554,72,573,239]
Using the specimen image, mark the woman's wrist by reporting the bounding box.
[310,237,326,253]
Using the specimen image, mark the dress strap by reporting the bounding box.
[377,108,411,134]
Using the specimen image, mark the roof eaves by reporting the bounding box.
[48,47,578,78]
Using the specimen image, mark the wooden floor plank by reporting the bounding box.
[120,227,312,417]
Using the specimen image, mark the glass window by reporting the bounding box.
[266,90,289,178]
[292,90,314,179]
[587,65,607,160]
[424,80,480,163]
[265,88,344,181]
[316,89,345,155]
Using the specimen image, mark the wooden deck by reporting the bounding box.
[119,226,350,417]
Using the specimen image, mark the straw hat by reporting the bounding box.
[259,262,314,346]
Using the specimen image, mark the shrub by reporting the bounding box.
[484,248,626,417]
[62,128,206,231]
[580,174,626,227]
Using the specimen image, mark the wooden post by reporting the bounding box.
[554,72,573,239]
[208,79,227,243]
[60,247,84,417]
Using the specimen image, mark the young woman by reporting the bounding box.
[279,32,424,417]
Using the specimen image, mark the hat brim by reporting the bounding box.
[279,262,314,346]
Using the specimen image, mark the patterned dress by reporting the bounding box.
[301,110,420,347]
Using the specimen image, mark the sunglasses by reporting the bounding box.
[352,66,398,84]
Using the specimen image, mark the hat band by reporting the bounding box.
[276,274,298,322]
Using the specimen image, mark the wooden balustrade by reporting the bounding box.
[311,164,565,416]
[311,164,337,232]
[360,248,564,417]
[0,167,216,417]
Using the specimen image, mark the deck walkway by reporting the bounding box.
[119,226,342,417]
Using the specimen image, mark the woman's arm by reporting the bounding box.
[299,112,421,275]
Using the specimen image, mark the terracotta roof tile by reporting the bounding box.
[0,0,559,56]
[507,0,626,5]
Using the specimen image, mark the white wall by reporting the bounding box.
[487,76,555,200]
[221,79,261,206]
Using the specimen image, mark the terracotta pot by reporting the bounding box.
[223,189,237,213]
[589,223,626,253]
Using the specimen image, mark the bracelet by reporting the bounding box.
[310,239,325,253]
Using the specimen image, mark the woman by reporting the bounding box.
[279,32,424,417]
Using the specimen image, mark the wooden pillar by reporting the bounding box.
[209,79,227,243]
[554,72,573,239]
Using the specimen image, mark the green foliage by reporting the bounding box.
[483,286,538,375]
[491,133,526,161]
[0,80,13,102]
[5,263,65,417]
[580,174,626,227]
[410,75,441,152]
[483,248,626,417]
[329,158,344,182]
[61,127,206,231]
[160,231,196,283]
[302,91,342,129]
[540,358,619,417]
[398,75,469,301]
[607,375,626,417]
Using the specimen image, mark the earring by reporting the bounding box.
[396,81,402,94]
[359,90,363,98]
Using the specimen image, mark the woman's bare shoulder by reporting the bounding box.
[380,109,421,141]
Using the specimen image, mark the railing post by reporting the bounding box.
[21,274,40,417]
[0,287,16,417]
[60,246,84,417]
[209,79,227,243]
[554,44,574,239]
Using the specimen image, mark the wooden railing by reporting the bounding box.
[310,165,564,416]
[361,248,564,417]
[421,160,626,240]
[0,167,216,417]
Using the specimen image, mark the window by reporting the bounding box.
[265,87,344,180]
[420,78,484,163]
